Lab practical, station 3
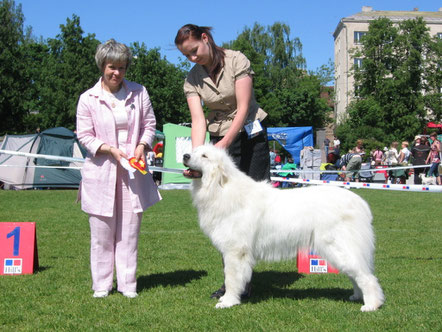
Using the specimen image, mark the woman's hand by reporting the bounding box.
[134,144,147,164]
[110,147,128,162]
[214,137,233,150]
[98,144,127,162]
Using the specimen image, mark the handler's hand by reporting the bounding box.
[110,147,128,162]
[134,144,147,164]
[214,137,232,150]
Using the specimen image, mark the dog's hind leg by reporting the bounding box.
[350,272,384,312]
[318,242,384,311]
[215,251,254,309]
[330,253,384,311]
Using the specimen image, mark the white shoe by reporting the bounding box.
[93,290,109,298]
[123,291,138,298]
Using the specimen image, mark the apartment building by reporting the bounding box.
[333,6,442,123]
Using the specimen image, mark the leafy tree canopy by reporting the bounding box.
[337,17,441,152]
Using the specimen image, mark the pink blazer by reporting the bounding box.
[76,78,162,217]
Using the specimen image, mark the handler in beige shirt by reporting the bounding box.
[175,24,271,300]
[175,23,270,182]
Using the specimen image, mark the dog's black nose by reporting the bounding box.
[183,154,190,162]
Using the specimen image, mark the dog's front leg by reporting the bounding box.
[215,252,253,309]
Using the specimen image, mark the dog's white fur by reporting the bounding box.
[419,173,437,185]
[183,145,384,311]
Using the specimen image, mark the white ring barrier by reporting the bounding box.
[270,176,442,193]
[1,149,440,192]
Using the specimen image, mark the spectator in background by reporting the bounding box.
[411,136,430,184]
[274,152,281,166]
[337,149,362,182]
[324,137,330,157]
[426,132,441,185]
[371,147,384,166]
[333,136,340,155]
[320,153,339,181]
[396,141,411,184]
[278,157,297,188]
[398,141,411,164]
[269,149,276,168]
[354,139,365,154]
[384,141,399,183]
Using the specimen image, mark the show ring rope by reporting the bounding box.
[1,150,440,192]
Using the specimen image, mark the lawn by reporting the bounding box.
[0,188,440,331]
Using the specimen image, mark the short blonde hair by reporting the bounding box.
[95,39,132,71]
[402,141,409,147]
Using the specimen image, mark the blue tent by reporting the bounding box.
[267,127,314,164]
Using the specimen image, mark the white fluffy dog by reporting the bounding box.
[419,173,437,185]
[183,145,384,311]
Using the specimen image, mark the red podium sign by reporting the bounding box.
[297,249,339,274]
[0,222,39,275]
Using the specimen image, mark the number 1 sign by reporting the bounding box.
[0,222,39,275]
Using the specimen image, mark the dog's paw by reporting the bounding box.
[215,295,240,309]
[360,304,379,312]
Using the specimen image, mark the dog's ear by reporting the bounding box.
[203,157,229,188]
[218,163,229,187]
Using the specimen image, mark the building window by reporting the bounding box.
[354,58,363,69]
[354,31,367,44]
[354,85,362,98]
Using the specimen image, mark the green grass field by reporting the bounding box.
[0,188,440,331]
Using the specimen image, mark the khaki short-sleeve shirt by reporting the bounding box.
[183,49,267,136]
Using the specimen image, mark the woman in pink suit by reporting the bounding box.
[76,39,161,298]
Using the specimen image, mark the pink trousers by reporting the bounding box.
[89,167,142,293]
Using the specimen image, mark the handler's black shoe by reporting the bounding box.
[241,282,252,300]
[210,283,252,300]
[210,284,225,299]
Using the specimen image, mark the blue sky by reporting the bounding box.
[17,0,442,72]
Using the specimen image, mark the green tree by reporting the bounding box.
[0,0,28,134]
[126,43,189,129]
[30,15,99,130]
[224,22,332,129]
[339,17,441,150]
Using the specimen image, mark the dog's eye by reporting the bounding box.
[202,154,208,158]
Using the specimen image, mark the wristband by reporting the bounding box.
[138,142,149,150]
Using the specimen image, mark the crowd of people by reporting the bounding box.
[321,133,441,185]
[269,132,441,187]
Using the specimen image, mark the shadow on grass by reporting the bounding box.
[137,269,207,291]
[35,266,50,273]
[248,270,353,304]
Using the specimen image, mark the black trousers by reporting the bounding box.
[210,122,270,181]
[413,165,429,184]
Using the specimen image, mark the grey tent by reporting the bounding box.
[0,127,86,189]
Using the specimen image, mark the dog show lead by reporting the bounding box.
[175,24,272,300]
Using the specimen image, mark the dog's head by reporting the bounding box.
[183,144,235,187]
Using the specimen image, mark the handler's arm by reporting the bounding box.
[187,95,207,149]
[215,75,252,149]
